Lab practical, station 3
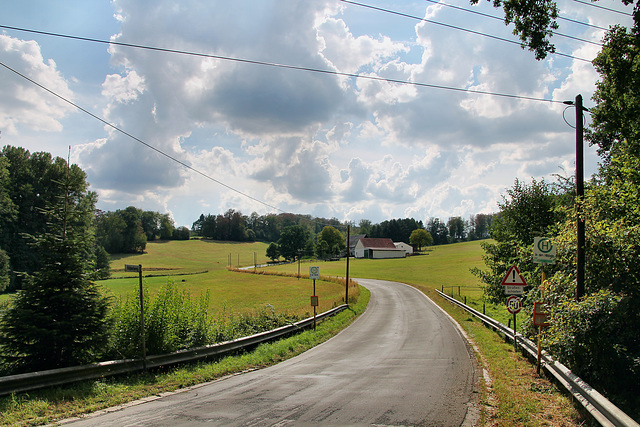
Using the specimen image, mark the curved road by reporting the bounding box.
[66,279,478,426]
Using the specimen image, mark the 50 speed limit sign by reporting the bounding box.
[506,295,522,314]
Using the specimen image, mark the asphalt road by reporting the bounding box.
[65,279,478,426]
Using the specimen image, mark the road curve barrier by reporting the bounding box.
[436,290,639,427]
[0,305,348,397]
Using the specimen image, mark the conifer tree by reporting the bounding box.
[0,161,110,374]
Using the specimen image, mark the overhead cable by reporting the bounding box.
[570,0,633,16]
[338,0,593,61]
[0,60,288,216]
[422,0,604,45]
[0,25,567,104]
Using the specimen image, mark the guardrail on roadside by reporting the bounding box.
[436,290,639,427]
[0,305,348,397]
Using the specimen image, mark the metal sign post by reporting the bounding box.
[309,267,320,330]
[125,264,146,370]
[533,238,555,374]
[506,295,522,350]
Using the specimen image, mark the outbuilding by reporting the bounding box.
[354,238,406,259]
[394,242,413,256]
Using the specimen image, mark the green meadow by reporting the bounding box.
[260,240,508,323]
[99,239,347,317]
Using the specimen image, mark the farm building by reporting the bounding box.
[354,238,406,259]
[346,234,367,257]
[394,242,413,256]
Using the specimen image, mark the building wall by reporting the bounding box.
[371,249,406,259]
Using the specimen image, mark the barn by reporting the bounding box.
[354,238,406,259]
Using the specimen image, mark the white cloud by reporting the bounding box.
[2,0,627,227]
[0,35,75,134]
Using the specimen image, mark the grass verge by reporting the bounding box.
[415,285,588,427]
[0,288,370,427]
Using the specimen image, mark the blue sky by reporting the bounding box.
[0,0,634,228]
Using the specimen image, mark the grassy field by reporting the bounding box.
[100,239,347,317]
[261,240,510,324]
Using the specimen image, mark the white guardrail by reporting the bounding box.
[0,305,348,397]
[436,290,639,427]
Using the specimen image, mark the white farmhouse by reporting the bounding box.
[354,238,406,259]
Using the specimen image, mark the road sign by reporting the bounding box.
[310,295,319,306]
[533,237,556,264]
[533,302,550,326]
[501,265,527,286]
[309,266,320,280]
[504,285,524,295]
[506,295,522,314]
[125,264,141,273]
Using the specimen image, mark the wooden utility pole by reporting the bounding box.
[575,94,585,300]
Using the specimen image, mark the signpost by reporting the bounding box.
[125,264,146,370]
[502,266,526,350]
[506,295,521,350]
[533,237,555,374]
[309,266,320,330]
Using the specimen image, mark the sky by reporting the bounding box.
[0,0,635,228]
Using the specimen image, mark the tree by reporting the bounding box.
[587,26,640,159]
[409,228,432,251]
[172,226,190,240]
[478,0,639,61]
[447,217,465,242]
[471,178,565,303]
[316,226,345,259]
[277,225,309,261]
[159,213,175,240]
[0,248,10,292]
[427,218,448,245]
[0,161,111,374]
[266,242,280,262]
[0,146,91,289]
[141,210,160,241]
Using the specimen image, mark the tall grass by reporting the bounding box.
[104,280,304,360]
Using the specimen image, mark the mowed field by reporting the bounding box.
[100,239,347,317]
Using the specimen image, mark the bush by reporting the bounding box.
[105,281,300,360]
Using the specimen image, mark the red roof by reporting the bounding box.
[358,238,399,250]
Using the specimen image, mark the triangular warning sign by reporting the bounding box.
[501,265,527,286]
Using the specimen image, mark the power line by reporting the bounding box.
[338,0,593,61]
[0,60,288,216]
[424,0,609,31]
[570,0,633,16]
[0,25,567,104]
[423,0,604,45]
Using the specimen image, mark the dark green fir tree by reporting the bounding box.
[0,160,111,374]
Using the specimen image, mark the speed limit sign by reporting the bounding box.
[506,295,522,314]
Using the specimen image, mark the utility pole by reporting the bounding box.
[346,224,350,306]
[565,94,586,300]
[575,94,586,300]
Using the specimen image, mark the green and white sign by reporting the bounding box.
[309,266,320,280]
[533,237,556,264]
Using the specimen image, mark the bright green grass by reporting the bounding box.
[101,240,345,317]
[262,240,512,321]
